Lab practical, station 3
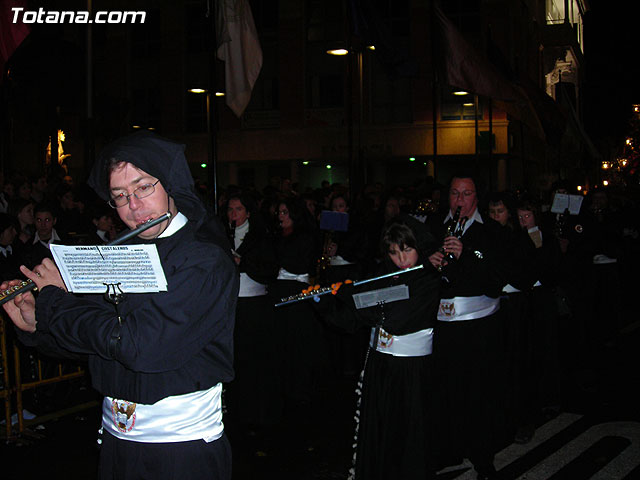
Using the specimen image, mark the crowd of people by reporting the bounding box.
[2,142,639,479]
[215,173,639,479]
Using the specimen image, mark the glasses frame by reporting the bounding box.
[108,180,160,209]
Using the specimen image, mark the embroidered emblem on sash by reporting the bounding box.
[111,399,137,433]
[377,330,394,349]
[439,300,455,318]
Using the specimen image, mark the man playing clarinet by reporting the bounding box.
[1,131,238,480]
[427,172,511,480]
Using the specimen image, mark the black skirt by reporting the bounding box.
[99,431,231,480]
[354,349,435,480]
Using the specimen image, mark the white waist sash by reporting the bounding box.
[277,268,310,284]
[438,295,500,321]
[502,280,543,294]
[369,327,434,357]
[102,383,224,444]
[330,255,354,266]
[238,272,267,297]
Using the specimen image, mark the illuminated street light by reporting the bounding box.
[327,48,348,56]
[603,180,609,186]
[187,88,225,96]
[453,91,469,96]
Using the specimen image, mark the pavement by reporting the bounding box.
[1,318,639,480]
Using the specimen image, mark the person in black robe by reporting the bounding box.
[222,192,281,436]
[324,220,440,480]
[269,197,324,424]
[2,131,238,480]
[427,173,512,480]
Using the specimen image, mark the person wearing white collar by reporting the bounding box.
[33,207,61,249]
[2,132,237,480]
[427,173,512,480]
[224,193,280,436]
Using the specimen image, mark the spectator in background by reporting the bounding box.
[0,212,21,281]
[30,174,49,204]
[8,198,35,251]
[23,202,64,269]
[16,176,32,201]
[89,202,117,244]
[55,184,93,239]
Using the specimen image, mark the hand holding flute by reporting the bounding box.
[0,258,67,333]
[1,212,173,331]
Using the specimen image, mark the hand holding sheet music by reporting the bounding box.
[50,244,168,293]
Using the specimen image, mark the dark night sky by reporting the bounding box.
[584,0,640,145]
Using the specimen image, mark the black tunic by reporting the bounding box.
[332,264,441,480]
[427,214,512,469]
[18,221,238,404]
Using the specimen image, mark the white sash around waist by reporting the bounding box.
[502,280,543,294]
[239,272,268,297]
[330,255,354,266]
[369,327,433,357]
[437,295,500,321]
[102,383,224,444]
[277,268,310,284]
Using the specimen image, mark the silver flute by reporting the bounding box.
[275,264,424,307]
[0,212,172,306]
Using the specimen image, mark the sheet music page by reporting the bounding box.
[551,193,583,215]
[352,285,409,309]
[550,193,569,213]
[50,244,167,293]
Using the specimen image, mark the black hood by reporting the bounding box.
[88,131,206,225]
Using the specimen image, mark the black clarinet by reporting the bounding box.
[0,212,172,306]
[437,206,467,272]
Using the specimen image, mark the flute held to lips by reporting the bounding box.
[275,264,424,307]
[0,212,172,306]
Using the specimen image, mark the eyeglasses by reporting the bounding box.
[108,180,160,208]
[450,189,476,198]
[277,209,289,216]
[518,213,533,220]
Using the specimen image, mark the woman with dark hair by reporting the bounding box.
[486,191,517,230]
[499,194,563,444]
[222,192,280,433]
[8,198,35,247]
[270,197,324,424]
[329,220,440,480]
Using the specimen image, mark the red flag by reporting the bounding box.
[434,5,545,139]
[216,0,263,117]
[0,0,30,80]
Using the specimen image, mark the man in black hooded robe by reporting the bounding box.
[2,131,238,480]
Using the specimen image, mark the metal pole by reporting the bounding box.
[207,0,219,214]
